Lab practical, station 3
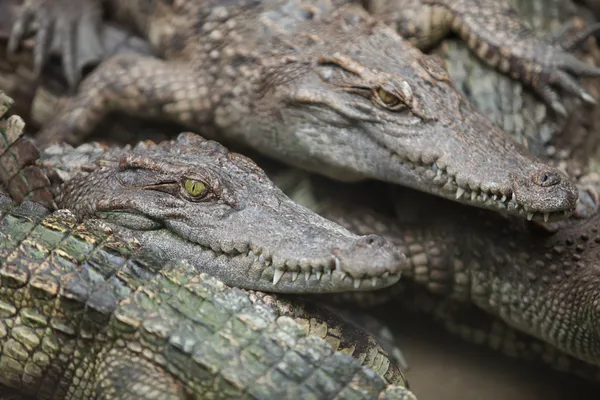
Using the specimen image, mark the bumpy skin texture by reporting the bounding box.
[41,133,404,293]
[0,93,55,209]
[431,0,600,166]
[6,0,582,222]
[0,196,414,399]
[272,167,600,372]
[367,0,600,116]
[0,99,413,399]
[0,91,405,293]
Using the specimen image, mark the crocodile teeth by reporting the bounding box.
[456,187,465,199]
[470,191,477,201]
[259,254,265,265]
[273,269,284,285]
[341,272,349,282]
[492,194,498,201]
[248,250,254,257]
[291,271,299,281]
[371,277,378,287]
[512,193,517,203]
[315,271,323,280]
[544,213,549,222]
[501,195,507,203]
[333,256,341,271]
[481,193,488,201]
[305,271,311,281]
[354,278,361,289]
[527,212,534,221]
[382,272,390,279]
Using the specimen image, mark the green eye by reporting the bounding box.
[376,87,400,107]
[184,178,207,197]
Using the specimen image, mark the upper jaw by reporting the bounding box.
[384,149,577,222]
[133,221,405,293]
[198,214,407,292]
[113,198,407,293]
[247,233,406,292]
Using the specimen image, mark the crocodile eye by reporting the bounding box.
[375,87,402,109]
[183,178,208,199]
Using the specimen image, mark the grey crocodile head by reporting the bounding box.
[238,6,578,222]
[49,133,404,293]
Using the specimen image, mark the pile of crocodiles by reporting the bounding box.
[3,0,600,398]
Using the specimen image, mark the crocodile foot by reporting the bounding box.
[7,0,104,91]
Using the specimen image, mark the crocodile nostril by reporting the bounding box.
[358,234,383,247]
[534,171,561,187]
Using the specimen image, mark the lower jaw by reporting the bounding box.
[133,229,402,293]
[424,183,573,222]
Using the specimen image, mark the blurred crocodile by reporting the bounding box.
[3,0,587,222]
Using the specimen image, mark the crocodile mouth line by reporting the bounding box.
[103,211,402,290]
[386,150,575,222]
[207,245,402,289]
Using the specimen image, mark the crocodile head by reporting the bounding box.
[242,8,578,222]
[50,133,404,293]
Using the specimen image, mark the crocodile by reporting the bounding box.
[0,94,417,400]
[0,194,414,399]
[429,0,600,173]
[5,0,600,386]
[0,90,407,294]
[3,0,585,223]
[13,45,600,386]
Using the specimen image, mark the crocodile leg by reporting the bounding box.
[33,53,202,148]
[7,0,105,90]
[367,0,600,115]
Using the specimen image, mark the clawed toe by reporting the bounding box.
[6,0,104,92]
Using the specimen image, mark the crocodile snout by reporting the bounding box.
[332,234,407,287]
[511,168,579,222]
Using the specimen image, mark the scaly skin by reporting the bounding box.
[0,195,413,399]
[0,91,405,293]
[0,93,414,399]
[432,0,600,167]
[366,0,600,116]
[10,0,600,114]
[4,0,581,222]
[270,167,600,374]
